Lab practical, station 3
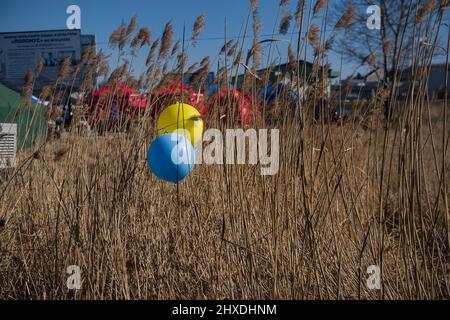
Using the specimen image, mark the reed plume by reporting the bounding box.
[109,21,126,49]
[146,39,160,66]
[171,40,181,57]
[227,42,238,57]
[416,0,436,23]
[80,69,93,92]
[81,46,95,64]
[159,21,173,60]
[199,56,210,67]
[192,13,206,46]
[108,62,128,84]
[308,25,320,48]
[114,16,138,51]
[313,0,328,16]
[175,52,188,73]
[34,59,44,77]
[131,27,152,48]
[40,84,53,101]
[280,9,294,35]
[220,40,234,54]
[185,62,199,75]
[73,47,92,79]
[233,49,243,66]
[189,57,210,85]
[95,52,110,79]
[126,15,137,38]
[57,56,72,80]
[335,1,355,33]
[22,70,33,107]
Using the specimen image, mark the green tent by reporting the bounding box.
[0,83,48,150]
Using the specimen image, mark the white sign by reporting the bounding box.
[0,123,17,169]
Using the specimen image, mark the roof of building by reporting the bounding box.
[233,60,337,88]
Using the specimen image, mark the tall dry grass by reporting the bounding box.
[0,0,448,299]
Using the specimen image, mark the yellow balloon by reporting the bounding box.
[157,102,204,145]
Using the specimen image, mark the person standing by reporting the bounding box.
[63,96,74,130]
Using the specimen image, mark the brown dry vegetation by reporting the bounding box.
[0,102,447,299]
[0,0,449,300]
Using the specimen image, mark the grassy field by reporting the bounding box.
[0,100,447,299]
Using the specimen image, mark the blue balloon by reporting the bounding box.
[147,133,195,183]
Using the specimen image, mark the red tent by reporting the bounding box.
[146,82,206,119]
[87,82,148,131]
[92,82,147,110]
[200,88,254,126]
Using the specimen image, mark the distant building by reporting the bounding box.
[81,34,96,53]
[399,64,450,99]
[334,63,450,101]
[233,60,337,89]
[333,77,382,101]
[0,29,96,93]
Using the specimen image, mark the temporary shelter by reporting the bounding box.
[0,83,48,149]
[91,82,148,110]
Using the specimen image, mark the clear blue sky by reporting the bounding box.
[1,0,449,81]
[0,0,344,77]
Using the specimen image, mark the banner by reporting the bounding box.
[0,29,82,91]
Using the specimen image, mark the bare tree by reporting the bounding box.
[331,0,447,117]
[332,1,444,82]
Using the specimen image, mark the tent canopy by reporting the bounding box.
[0,83,48,150]
[93,82,147,109]
[93,82,139,97]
